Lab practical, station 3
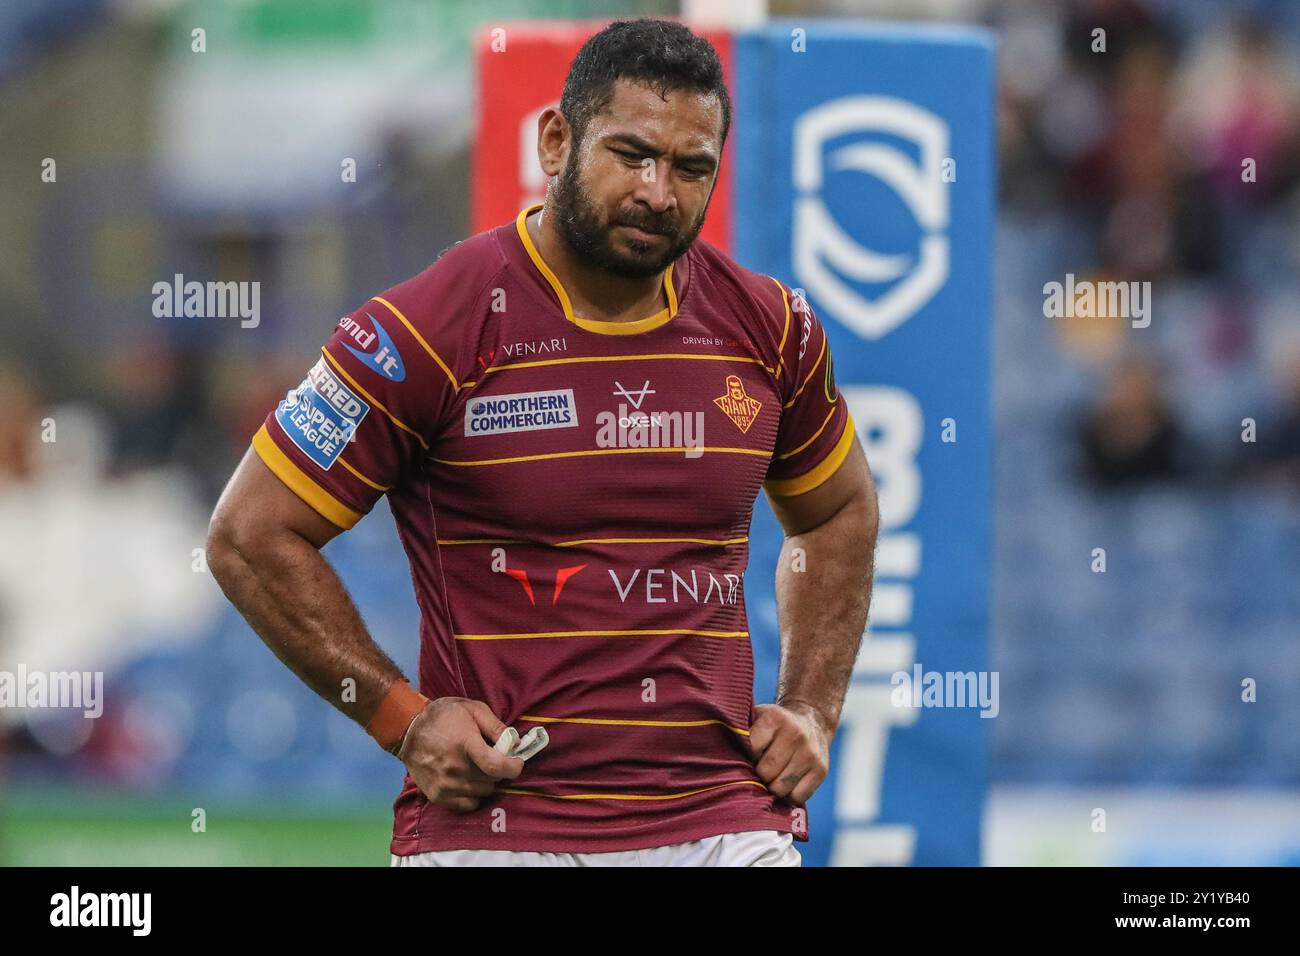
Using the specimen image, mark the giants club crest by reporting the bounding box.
[713,375,762,434]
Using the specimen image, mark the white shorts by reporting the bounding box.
[391,829,801,867]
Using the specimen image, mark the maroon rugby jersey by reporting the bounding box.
[253,203,855,853]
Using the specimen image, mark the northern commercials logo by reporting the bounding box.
[793,96,950,340]
[466,388,577,436]
[713,375,762,434]
[275,357,370,469]
[339,313,406,381]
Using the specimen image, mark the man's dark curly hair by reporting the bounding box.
[559,18,732,154]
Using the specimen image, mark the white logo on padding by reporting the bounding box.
[793,96,950,340]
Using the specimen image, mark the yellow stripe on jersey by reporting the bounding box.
[455,628,749,641]
[319,347,429,450]
[337,456,392,492]
[519,714,750,736]
[435,538,533,546]
[764,410,856,497]
[253,424,364,529]
[499,779,768,801]
[776,405,838,461]
[371,295,461,392]
[768,275,792,379]
[784,333,827,409]
[481,352,775,376]
[432,446,770,467]
[435,536,749,547]
[553,535,748,547]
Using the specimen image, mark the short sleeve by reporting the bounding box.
[762,281,856,497]
[253,283,462,529]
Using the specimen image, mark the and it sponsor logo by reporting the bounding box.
[339,313,406,381]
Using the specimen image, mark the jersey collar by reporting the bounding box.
[513,202,682,336]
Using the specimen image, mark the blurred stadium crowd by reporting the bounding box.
[0,0,1297,849]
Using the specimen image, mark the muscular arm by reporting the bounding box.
[206,447,406,725]
[208,445,521,804]
[766,432,878,736]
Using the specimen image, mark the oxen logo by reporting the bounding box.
[793,96,950,340]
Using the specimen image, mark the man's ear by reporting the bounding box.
[536,107,569,178]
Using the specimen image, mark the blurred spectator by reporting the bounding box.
[1077,354,1191,487]
[1170,14,1300,207]
[0,363,42,485]
[1237,340,1300,493]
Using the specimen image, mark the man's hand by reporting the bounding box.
[397,697,525,812]
[749,700,833,806]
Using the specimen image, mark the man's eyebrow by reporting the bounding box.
[605,133,718,167]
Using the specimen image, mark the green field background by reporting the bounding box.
[1,790,395,866]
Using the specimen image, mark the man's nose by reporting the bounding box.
[632,159,676,213]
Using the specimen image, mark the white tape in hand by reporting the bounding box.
[493,726,549,761]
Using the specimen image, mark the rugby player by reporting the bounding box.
[207,17,878,867]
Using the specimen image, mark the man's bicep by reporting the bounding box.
[212,444,345,552]
[765,432,873,536]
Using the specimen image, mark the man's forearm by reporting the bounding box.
[772,490,878,734]
[208,526,405,725]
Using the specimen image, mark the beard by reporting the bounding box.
[548,153,709,280]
